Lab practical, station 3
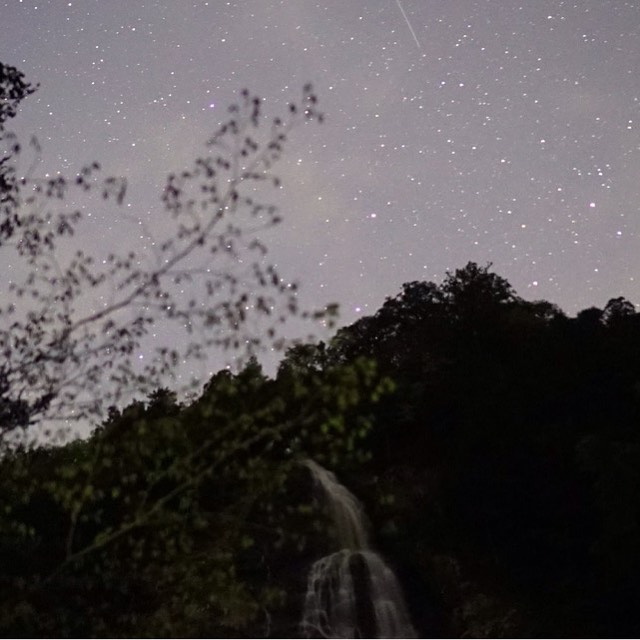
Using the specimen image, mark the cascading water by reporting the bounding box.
[301,460,416,639]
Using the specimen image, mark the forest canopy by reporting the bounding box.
[2,62,640,638]
[2,258,640,637]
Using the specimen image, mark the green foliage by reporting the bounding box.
[4,259,640,638]
[0,357,387,637]
[4,58,640,638]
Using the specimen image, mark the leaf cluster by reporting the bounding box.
[0,71,331,444]
[0,355,387,637]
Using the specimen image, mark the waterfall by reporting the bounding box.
[301,460,416,639]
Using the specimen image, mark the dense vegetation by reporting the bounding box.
[320,263,640,638]
[2,61,640,637]
[0,356,386,637]
[2,262,640,637]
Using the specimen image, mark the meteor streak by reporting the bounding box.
[394,0,422,49]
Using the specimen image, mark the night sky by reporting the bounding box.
[3,0,640,377]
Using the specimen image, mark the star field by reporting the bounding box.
[3,0,640,376]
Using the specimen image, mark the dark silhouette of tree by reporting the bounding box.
[603,295,636,326]
[0,62,37,126]
[576,305,605,327]
[5,60,640,639]
[0,64,40,433]
[0,63,396,636]
[317,264,640,638]
[441,261,516,315]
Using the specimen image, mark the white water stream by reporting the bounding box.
[301,460,416,639]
